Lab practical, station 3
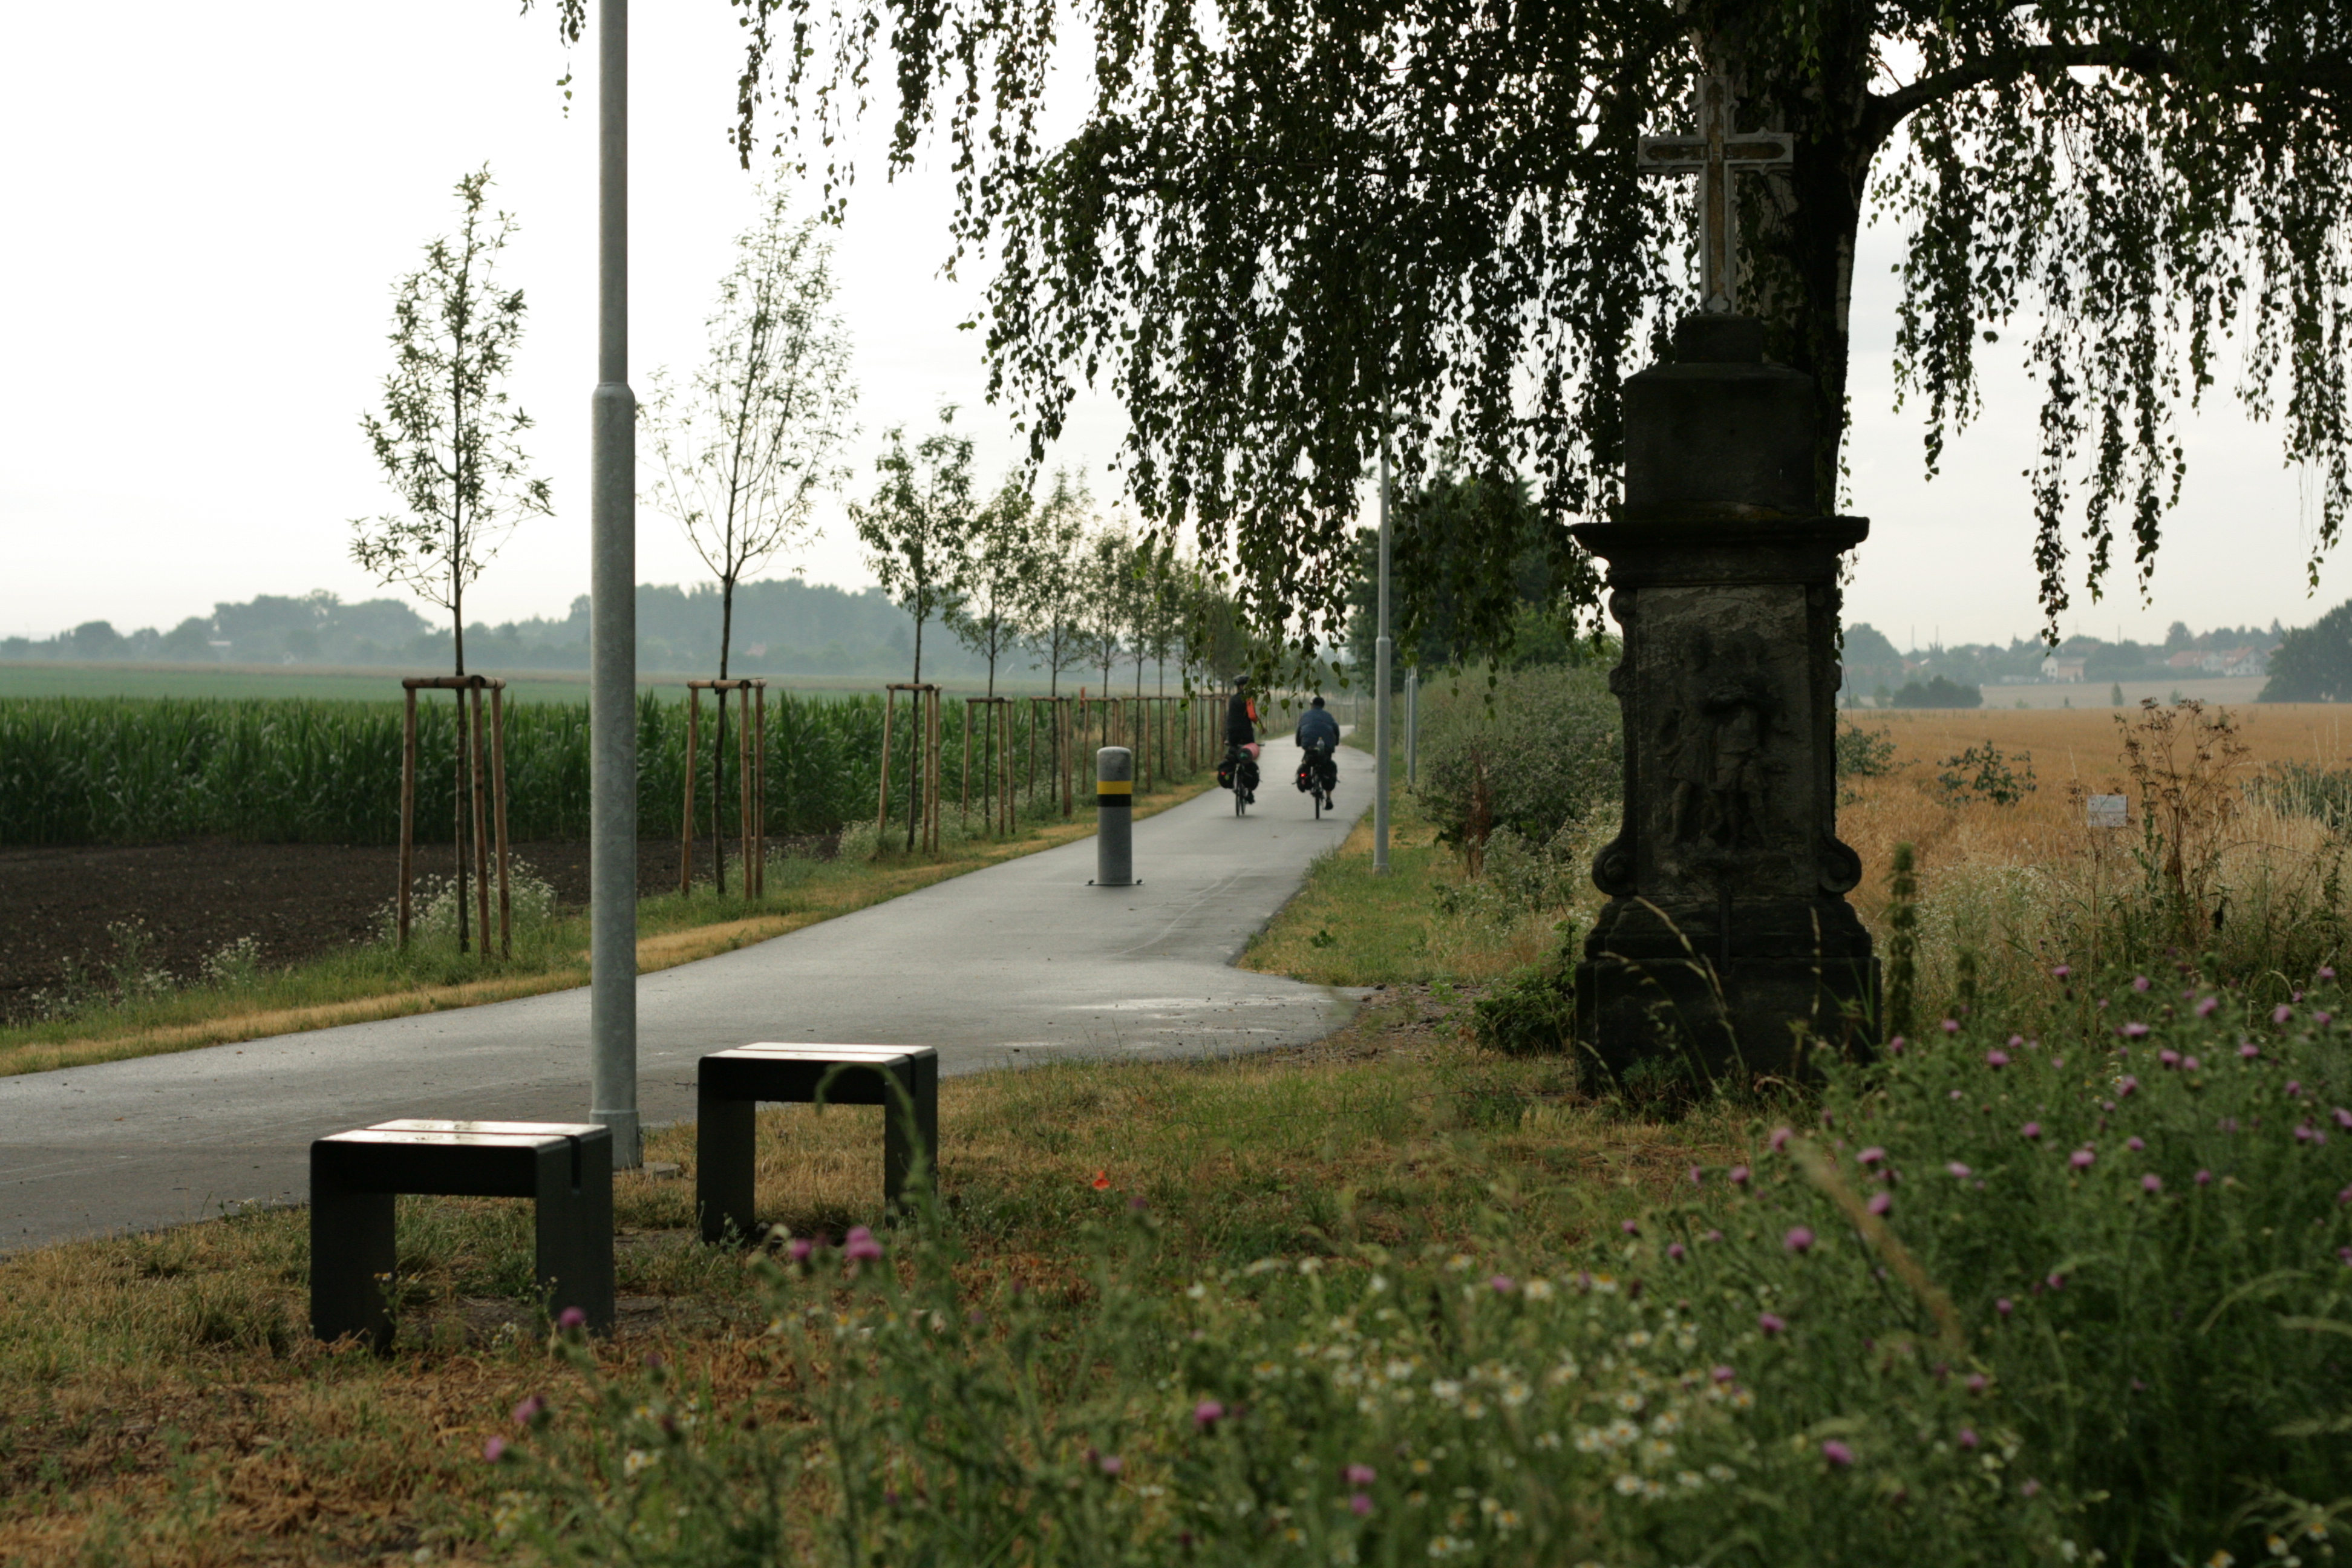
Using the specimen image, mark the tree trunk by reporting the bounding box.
[452,574,469,955]
[1723,14,1877,503]
[907,604,924,851]
[715,577,734,895]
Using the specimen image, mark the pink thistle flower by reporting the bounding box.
[1858,1146,1887,1167]
[1704,1229,1725,1243]
[1889,1036,1907,1055]
[2334,1108,2352,1129]
[1946,1161,1972,1178]
[1769,1127,1793,1153]
[1942,1018,1962,1035]
[1729,1165,1751,1186]
[2132,975,2152,992]
[1712,1365,1736,1383]
[2197,1169,2213,1186]
[1821,1440,1855,1467]
[2341,1248,2352,1267]
[1350,1492,1374,1517]
[2339,1186,2352,1205]
[2126,1136,2145,1151]
[1985,1049,2011,1068]
[1758,1312,1787,1336]
[1345,1464,1377,1487]
[557,1307,587,1331]
[2141,1174,2163,1193]
[2183,1056,2202,1072]
[788,1236,814,1263]
[1490,1275,1516,1293]
[844,1226,884,1263]
[1867,1193,1892,1217]
[2275,1004,2296,1025]
[1966,1373,1988,1394]
[2046,1272,2066,1292]
[512,1395,547,1427]
[2118,1076,2140,1097]
[2020,1122,2042,1141]
[2324,966,2339,981]
[2288,1080,2305,1098]
[2051,965,2073,980]
[2157,1048,2180,1067]
[1099,1453,1124,1476]
[1621,1220,1640,1237]
[2296,1122,2321,1144]
[1784,1226,1815,1254]
[1958,1428,1979,1449]
[2318,1011,2336,1027]
[1690,1166,1704,1186]
[2240,1042,2261,1059]
[1193,1400,1226,1430]
[483,1436,508,1463]
[2122,1024,2151,1040]
[1667,1243,1687,1262]
[2197,996,2220,1018]
[2069,1148,2095,1169]
[1995,1298,2014,1318]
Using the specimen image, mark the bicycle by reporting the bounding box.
[1220,743,1259,815]
[1296,742,1336,819]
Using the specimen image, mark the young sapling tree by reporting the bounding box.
[351,166,550,953]
[851,409,975,848]
[643,189,856,892]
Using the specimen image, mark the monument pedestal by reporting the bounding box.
[1569,315,1877,1081]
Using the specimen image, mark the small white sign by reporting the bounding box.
[2086,794,2128,829]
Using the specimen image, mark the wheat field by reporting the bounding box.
[1839,702,2352,1001]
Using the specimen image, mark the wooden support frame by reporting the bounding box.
[1028,695,1074,820]
[680,680,768,898]
[878,682,942,855]
[962,696,1017,837]
[397,675,511,958]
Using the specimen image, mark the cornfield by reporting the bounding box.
[0,691,1216,846]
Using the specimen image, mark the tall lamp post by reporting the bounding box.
[1373,426,1392,876]
[589,0,641,1168]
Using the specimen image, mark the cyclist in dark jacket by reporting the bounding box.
[1225,681,1259,752]
[1221,680,1261,800]
[1293,696,1340,752]
[1294,696,1340,795]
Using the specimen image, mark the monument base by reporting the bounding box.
[1573,895,1878,1086]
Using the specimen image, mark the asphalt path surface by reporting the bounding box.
[0,736,1368,1250]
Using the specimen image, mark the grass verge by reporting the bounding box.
[0,775,1217,1079]
[0,1007,1729,1564]
[1241,792,1587,988]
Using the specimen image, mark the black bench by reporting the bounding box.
[310,1119,614,1349]
[696,1044,939,1244]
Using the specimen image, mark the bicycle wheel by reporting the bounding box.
[1313,788,1324,820]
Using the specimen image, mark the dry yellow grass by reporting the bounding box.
[1840,701,2352,999]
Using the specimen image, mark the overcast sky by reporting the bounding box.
[1,3,2336,650]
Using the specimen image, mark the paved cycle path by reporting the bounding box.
[0,737,1368,1250]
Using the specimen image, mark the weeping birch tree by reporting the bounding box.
[602,0,2352,661]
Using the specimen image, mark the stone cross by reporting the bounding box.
[1638,72,1794,314]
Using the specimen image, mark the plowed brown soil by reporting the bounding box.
[0,838,751,1019]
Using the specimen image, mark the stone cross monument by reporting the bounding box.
[1569,73,1877,1080]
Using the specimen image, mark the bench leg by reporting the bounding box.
[534,1140,615,1335]
[697,1078,759,1245]
[310,1160,396,1351]
[883,1056,940,1211]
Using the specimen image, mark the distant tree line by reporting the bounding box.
[1,580,1103,682]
